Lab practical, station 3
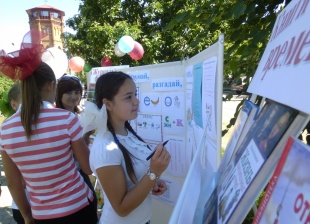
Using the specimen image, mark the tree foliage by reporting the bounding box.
[64,0,285,83]
[63,0,285,133]
[0,75,15,118]
[64,0,221,67]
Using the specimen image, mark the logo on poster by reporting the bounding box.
[163,116,183,128]
[165,96,172,107]
[164,116,171,128]
[144,96,150,106]
[176,119,184,127]
[174,96,181,108]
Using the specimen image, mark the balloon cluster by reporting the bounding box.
[65,35,144,73]
[68,55,111,71]
[41,48,93,75]
[67,56,93,73]
[115,35,144,60]
[41,47,68,79]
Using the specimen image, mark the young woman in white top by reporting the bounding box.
[89,71,171,224]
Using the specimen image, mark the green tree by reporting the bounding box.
[63,0,217,68]
[64,0,285,134]
[0,75,15,119]
[165,0,284,134]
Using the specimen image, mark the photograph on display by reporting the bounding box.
[253,137,310,224]
[202,100,299,224]
[218,100,259,175]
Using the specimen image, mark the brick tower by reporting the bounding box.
[26,4,65,49]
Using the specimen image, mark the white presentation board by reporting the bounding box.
[247,0,310,114]
[168,34,224,224]
[86,34,224,223]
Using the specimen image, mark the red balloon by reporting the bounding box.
[69,56,85,72]
[101,57,113,67]
[129,41,144,60]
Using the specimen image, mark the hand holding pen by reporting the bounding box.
[146,140,169,161]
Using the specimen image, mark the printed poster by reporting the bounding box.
[136,114,162,142]
[162,92,185,135]
[186,65,193,83]
[186,83,196,167]
[192,62,203,128]
[216,139,264,224]
[247,0,310,114]
[202,56,217,141]
[165,137,187,177]
[202,100,299,223]
[253,137,310,224]
[152,77,184,91]
[127,70,150,83]
[139,92,162,114]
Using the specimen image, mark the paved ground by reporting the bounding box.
[221,94,246,148]
[0,95,244,224]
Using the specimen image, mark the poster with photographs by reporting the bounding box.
[202,100,299,224]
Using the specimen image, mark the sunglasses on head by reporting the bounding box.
[57,75,82,85]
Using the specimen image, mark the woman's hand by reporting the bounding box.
[151,179,167,196]
[83,129,95,146]
[149,143,171,177]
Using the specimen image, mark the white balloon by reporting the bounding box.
[41,47,68,79]
[114,42,126,57]
[118,35,135,53]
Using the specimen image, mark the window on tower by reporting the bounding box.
[42,26,51,35]
[41,11,49,19]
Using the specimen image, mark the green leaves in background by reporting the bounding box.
[0,91,14,117]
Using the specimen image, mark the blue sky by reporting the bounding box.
[0,0,82,53]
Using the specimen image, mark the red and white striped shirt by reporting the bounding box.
[0,101,93,219]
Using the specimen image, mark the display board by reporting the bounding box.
[247,0,310,114]
[168,34,224,224]
[228,0,310,222]
[86,34,224,223]
[85,65,130,101]
[176,0,310,223]
[253,136,310,224]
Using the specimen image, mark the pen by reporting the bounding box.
[146,140,169,161]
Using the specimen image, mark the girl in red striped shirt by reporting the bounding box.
[0,30,97,224]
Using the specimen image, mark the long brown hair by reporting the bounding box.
[55,75,83,114]
[21,62,55,140]
[95,72,147,183]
